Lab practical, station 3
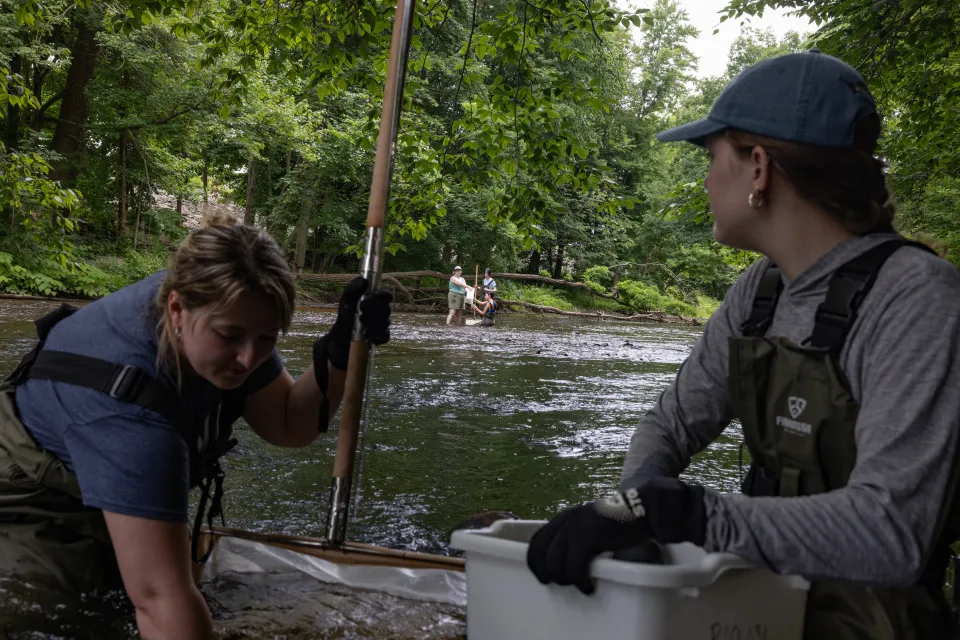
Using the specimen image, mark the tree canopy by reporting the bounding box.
[0,0,956,312]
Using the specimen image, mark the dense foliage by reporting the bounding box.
[0,0,955,315]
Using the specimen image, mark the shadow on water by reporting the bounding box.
[0,301,743,638]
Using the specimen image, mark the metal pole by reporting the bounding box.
[326,0,418,546]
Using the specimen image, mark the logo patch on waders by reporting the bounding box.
[776,396,812,436]
[788,396,806,419]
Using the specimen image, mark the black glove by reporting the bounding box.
[323,276,394,372]
[526,475,706,595]
[610,462,673,564]
[312,277,393,433]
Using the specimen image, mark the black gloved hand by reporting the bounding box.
[526,501,650,595]
[324,276,394,371]
[526,475,706,595]
[609,461,675,564]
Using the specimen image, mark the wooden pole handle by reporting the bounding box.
[333,340,371,477]
[326,0,417,545]
[364,0,416,230]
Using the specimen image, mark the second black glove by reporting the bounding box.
[324,276,394,371]
[526,475,706,595]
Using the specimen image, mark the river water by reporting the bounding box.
[0,300,745,639]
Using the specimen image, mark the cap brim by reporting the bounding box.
[656,118,727,147]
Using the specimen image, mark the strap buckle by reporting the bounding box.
[109,365,146,401]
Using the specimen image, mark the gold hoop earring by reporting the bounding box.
[748,193,764,209]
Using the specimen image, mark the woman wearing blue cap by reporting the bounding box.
[527,50,960,638]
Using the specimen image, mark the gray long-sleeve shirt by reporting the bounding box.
[620,233,960,586]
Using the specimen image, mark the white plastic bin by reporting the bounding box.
[450,519,809,640]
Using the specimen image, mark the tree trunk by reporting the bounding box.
[133,183,143,249]
[176,143,184,215]
[612,266,621,293]
[202,149,209,203]
[544,247,554,273]
[243,156,257,225]
[31,63,44,130]
[51,24,98,184]
[5,55,22,150]
[294,172,317,272]
[441,243,453,264]
[266,153,273,199]
[552,242,565,280]
[642,247,653,276]
[311,226,322,270]
[527,249,541,274]
[294,214,309,273]
[318,253,335,273]
[118,130,127,237]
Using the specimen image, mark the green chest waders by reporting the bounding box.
[0,377,122,593]
[730,238,960,640]
[0,304,236,593]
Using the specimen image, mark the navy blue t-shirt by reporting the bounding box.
[15,271,284,523]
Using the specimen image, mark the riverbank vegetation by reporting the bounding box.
[1,1,956,316]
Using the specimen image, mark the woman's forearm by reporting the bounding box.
[105,514,214,640]
[282,362,346,445]
[246,277,391,447]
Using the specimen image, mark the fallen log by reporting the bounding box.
[298,270,441,283]
[499,300,605,317]
[499,299,700,325]
[289,290,702,325]
[0,293,92,304]
[297,273,416,304]
[295,270,621,301]
[491,272,621,301]
[0,277,694,325]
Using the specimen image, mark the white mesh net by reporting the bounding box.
[202,535,467,607]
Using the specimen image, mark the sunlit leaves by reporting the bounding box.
[4,0,667,266]
[0,141,83,267]
[661,178,710,226]
[164,0,647,247]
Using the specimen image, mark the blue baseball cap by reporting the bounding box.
[657,49,877,149]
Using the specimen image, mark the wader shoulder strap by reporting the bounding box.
[6,304,82,387]
[191,461,226,564]
[36,304,80,340]
[25,350,189,428]
[809,239,936,352]
[27,348,227,565]
[740,261,784,337]
[15,304,230,566]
